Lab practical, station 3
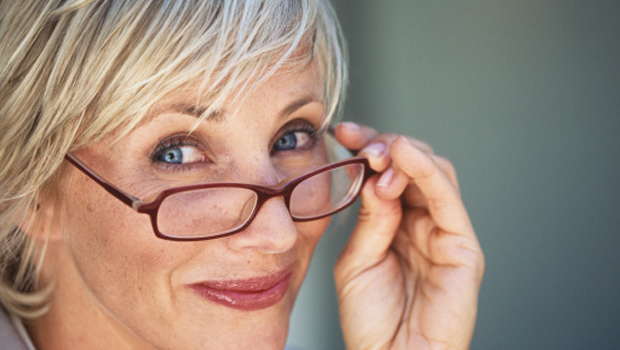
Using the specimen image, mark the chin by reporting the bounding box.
[162,286,295,349]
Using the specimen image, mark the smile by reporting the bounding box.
[188,267,292,311]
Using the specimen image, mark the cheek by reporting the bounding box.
[61,181,185,310]
[296,217,330,246]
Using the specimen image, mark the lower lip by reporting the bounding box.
[189,272,292,311]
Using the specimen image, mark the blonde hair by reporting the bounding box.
[0,0,347,319]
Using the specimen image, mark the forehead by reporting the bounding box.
[89,63,325,152]
[147,64,324,124]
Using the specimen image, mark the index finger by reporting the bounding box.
[333,122,379,151]
[390,136,474,236]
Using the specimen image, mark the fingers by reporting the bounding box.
[336,121,467,232]
[370,136,482,274]
[389,136,473,236]
[335,121,435,171]
[339,123,458,200]
[348,128,473,237]
[333,122,379,151]
[335,122,432,154]
[429,154,459,191]
[335,175,403,280]
[398,153,459,208]
[335,123,480,271]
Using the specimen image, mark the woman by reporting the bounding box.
[0,0,484,349]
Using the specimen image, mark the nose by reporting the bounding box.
[223,157,297,254]
[225,195,298,254]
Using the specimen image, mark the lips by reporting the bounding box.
[188,267,292,311]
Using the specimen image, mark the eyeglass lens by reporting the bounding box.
[156,163,364,238]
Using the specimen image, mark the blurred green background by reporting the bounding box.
[288,1,620,349]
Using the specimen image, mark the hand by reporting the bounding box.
[333,122,485,350]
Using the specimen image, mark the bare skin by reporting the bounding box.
[25,65,483,349]
[334,123,484,350]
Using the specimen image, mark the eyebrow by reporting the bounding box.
[278,94,322,121]
[163,93,322,123]
[177,104,223,121]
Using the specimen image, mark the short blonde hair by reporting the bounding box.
[0,0,347,319]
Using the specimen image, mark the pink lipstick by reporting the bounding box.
[188,268,292,311]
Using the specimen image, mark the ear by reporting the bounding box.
[19,194,63,242]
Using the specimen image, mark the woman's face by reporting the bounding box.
[53,66,330,349]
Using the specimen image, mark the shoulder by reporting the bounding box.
[0,308,31,350]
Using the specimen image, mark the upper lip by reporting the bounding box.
[189,265,293,292]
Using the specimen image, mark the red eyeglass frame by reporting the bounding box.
[64,154,376,241]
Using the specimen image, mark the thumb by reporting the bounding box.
[335,176,402,281]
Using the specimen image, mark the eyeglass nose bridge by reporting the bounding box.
[236,180,300,235]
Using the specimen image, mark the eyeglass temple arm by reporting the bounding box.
[64,154,143,210]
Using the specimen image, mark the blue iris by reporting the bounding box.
[158,148,183,164]
[273,133,297,151]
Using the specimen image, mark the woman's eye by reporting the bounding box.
[152,135,206,166]
[273,131,312,151]
[156,146,205,164]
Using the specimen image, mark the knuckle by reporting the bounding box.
[434,155,455,171]
[433,156,459,184]
[417,161,441,180]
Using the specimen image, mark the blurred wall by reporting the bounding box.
[288,1,620,349]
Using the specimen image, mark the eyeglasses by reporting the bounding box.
[65,150,375,241]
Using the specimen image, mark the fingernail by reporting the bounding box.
[341,121,361,131]
[376,167,394,188]
[361,142,385,157]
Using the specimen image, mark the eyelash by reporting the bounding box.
[272,122,320,153]
[150,135,205,168]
